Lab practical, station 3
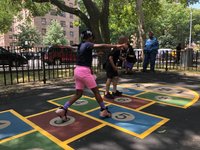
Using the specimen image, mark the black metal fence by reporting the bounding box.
[0,46,199,86]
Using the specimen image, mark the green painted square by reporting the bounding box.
[54,96,99,112]
[136,92,191,107]
[0,131,64,150]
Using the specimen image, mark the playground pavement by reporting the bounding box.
[0,70,200,150]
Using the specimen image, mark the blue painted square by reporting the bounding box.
[107,87,143,96]
[88,105,163,134]
[0,112,33,140]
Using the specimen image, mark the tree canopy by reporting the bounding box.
[0,0,200,48]
[43,20,67,46]
[15,22,41,48]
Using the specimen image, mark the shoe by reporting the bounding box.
[55,106,68,122]
[99,107,111,117]
[104,92,114,99]
[112,90,122,96]
[150,69,155,73]
[141,69,147,72]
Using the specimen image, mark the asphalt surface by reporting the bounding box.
[0,70,200,150]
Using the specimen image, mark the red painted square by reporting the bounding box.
[104,95,152,109]
[28,110,101,141]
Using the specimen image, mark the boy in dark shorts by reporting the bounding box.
[104,37,128,99]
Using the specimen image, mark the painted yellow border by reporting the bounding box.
[46,94,169,139]
[23,93,169,143]
[64,124,106,144]
[100,92,155,111]
[0,109,73,150]
[0,129,36,144]
[68,108,169,139]
[100,83,200,109]
[120,83,199,99]
[1,82,198,147]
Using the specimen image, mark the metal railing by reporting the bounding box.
[0,47,199,86]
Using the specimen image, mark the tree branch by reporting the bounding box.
[82,0,100,19]
[34,0,90,28]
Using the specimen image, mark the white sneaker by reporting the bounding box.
[55,107,68,121]
[99,107,111,118]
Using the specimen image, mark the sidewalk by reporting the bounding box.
[0,70,200,150]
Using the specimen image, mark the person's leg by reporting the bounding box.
[55,66,85,121]
[104,69,115,99]
[177,52,180,63]
[91,87,105,108]
[63,90,83,109]
[56,90,83,121]
[150,52,157,71]
[124,61,128,74]
[81,68,111,117]
[127,62,133,73]
[106,78,112,94]
[91,87,111,117]
[112,76,118,93]
[105,78,114,99]
[143,52,150,71]
[112,76,122,96]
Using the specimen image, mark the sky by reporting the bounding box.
[190,3,200,9]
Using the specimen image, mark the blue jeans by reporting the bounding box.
[143,51,157,71]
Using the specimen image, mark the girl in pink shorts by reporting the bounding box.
[55,30,125,122]
[74,66,97,90]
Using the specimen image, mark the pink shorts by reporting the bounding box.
[74,66,97,90]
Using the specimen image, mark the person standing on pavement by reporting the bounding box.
[175,43,182,64]
[104,37,128,99]
[124,43,137,74]
[142,31,159,72]
[55,30,125,121]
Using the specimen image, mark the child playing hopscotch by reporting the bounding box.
[55,30,126,122]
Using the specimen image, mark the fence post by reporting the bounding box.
[165,51,168,71]
[42,52,46,84]
[3,64,6,86]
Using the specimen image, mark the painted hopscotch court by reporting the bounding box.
[0,83,199,150]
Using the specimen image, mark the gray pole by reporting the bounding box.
[189,9,192,48]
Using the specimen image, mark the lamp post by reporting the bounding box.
[189,9,192,48]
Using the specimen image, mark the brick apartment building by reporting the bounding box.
[0,0,79,47]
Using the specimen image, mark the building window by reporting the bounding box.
[41,18,46,25]
[59,11,66,17]
[50,19,55,23]
[69,3,73,7]
[9,35,13,39]
[70,31,74,37]
[42,28,46,36]
[60,21,66,27]
[70,41,73,45]
[13,35,17,40]
[70,22,73,28]
[50,9,57,16]
[63,31,66,36]
[10,42,15,46]
[70,14,73,19]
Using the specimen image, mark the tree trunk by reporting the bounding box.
[135,0,145,50]
[34,0,110,44]
[100,0,110,44]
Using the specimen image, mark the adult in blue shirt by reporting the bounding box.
[143,31,159,72]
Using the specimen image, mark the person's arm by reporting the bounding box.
[93,43,125,49]
[152,38,159,50]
